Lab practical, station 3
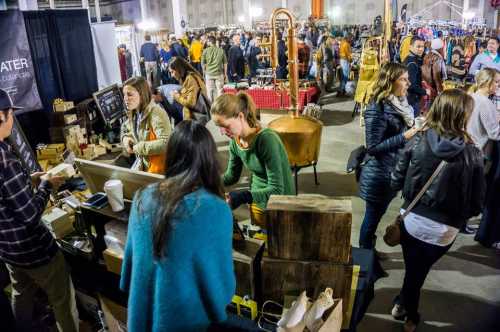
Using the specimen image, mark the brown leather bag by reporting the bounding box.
[384,160,447,247]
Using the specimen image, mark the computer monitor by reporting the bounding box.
[92,84,126,125]
[74,158,164,200]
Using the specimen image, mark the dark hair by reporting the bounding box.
[148,120,224,258]
[168,56,202,81]
[437,31,443,38]
[411,35,425,45]
[488,36,500,44]
[123,76,151,112]
[145,35,151,41]
[480,41,488,49]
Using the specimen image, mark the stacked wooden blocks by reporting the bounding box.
[262,194,353,326]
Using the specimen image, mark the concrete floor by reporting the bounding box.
[208,94,500,332]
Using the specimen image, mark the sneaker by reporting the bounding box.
[391,303,407,320]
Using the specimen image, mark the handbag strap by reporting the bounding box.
[401,160,447,218]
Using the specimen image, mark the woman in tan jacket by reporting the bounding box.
[120,76,172,174]
[167,57,209,123]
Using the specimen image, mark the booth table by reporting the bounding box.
[62,198,383,332]
[223,86,320,111]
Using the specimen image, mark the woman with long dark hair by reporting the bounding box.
[358,62,418,251]
[120,120,235,332]
[169,56,209,121]
[156,56,209,125]
[390,90,485,331]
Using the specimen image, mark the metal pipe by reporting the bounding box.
[270,8,299,116]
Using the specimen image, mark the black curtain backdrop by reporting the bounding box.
[20,9,98,147]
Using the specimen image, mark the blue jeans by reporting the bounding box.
[340,59,350,92]
[359,199,391,249]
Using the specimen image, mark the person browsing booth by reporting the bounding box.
[211,92,294,227]
[0,89,79,331]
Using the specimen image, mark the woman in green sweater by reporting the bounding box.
[211,92,294,227]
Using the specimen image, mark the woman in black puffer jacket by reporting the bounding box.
[389,89,485,332]
[358,62,419,249]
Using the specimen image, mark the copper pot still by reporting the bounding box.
[269,115,322,167]
[267,8,323,167]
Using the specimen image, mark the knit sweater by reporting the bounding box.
[223,128,294,209]
[467,93,500,150]
[120,186,235,332]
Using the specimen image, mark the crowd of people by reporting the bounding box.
[134,21,365,98]
[1,15,499,332]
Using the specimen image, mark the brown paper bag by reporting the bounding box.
[318,299,342,332]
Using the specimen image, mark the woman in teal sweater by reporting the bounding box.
[211,92,294,227]
[120,121,235,332]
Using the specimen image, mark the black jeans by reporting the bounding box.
[397,221,452,324]
[359,199,391,249]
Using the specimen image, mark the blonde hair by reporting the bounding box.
[426,89,474,143]
[369,62,408,103]
[210,92,258,128]
[470,68,499,93]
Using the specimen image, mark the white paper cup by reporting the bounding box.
[104,179,124,212]
[414,116,425,129]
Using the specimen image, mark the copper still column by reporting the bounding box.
[267,8,323,194]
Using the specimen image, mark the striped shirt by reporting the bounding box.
[0,140,58,268]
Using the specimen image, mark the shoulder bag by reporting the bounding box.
[189,75,212,126]
[383,160,447,247]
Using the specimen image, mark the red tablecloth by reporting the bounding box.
[223,86,320,111]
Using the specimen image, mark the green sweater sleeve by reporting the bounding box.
[222,140,243,186]
[250,131,287,205]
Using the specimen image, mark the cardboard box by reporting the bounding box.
[37,144,65,160]
[64,114,78,125]
[42,207,74,239]
[103,249,123,275]
[98,294,127,332]
[53,101,74,112]
[94,145,107,157]
[42,163,76,180]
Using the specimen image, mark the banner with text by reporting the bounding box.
[0,10,42,113]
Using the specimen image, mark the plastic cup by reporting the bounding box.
[104,180,124,212]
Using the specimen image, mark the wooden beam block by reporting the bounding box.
[265,195,352,263]
[261,256,353,326]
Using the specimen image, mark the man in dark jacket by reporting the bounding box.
[169,36,188,59]
[276,33,288,79]
[228,34,245,82]
[140,35,160,87]
[404,36,427,116]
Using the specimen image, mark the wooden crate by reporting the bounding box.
[261,256,353,325]
[265,195,352,263]
[232,238,265,302]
